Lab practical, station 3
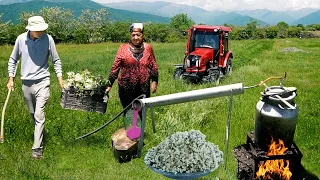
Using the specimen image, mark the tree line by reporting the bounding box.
[0,7,320,45]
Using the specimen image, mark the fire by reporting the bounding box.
[256,138,292,180]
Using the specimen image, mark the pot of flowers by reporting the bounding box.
[144,129,224,179]
[60,69,108,113]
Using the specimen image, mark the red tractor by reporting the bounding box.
[174,25,233,84]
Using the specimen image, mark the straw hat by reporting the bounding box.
[25,16,48,31]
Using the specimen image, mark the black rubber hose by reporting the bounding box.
[75,94,146,140]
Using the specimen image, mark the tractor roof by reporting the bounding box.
[191,25,231,32]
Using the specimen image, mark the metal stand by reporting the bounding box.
[224,89,233,170]
[135,83,244,158]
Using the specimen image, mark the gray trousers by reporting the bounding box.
[22,78,50,150]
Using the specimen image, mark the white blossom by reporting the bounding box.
[64,69,107,95]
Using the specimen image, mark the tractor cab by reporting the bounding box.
[174,25,233,84]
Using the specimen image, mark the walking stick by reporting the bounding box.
[1,63,19,143]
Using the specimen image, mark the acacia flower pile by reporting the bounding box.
[64,69,107,95]
[144,129,224,174]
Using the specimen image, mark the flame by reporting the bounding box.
[256,138,292,180]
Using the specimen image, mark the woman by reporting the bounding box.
[106,23,158,126]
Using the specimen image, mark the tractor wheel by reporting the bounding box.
[173,68,184,80]
[224,58,232,76]
[207,69,220,85]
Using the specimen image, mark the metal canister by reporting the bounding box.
[254,86,298,147]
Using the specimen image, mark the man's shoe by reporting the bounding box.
[32,149,43,159]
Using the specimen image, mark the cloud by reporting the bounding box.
[93,0,320,11]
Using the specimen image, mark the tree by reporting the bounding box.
[75,8,111,43]
[144,23,170,42]
[169,13,194,33]
[39,7,75,43]
[265,26,278,39]
[105,21,130,42]
[0,14,11,44]
[246,19,258,39]
[297,24,305,31]
[277,21,289,38]
[287,26,302,38]
[253,28,266,39]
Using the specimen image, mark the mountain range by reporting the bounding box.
[103,1,320,25]
[0,0,170,24]
[0,0,319,26]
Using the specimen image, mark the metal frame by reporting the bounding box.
[135,83,244,168]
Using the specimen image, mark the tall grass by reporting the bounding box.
[0,39,319,179]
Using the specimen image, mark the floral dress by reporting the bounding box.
[108,42,158,108]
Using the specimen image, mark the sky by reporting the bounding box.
[93,0,320,11]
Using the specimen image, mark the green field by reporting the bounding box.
[0,39,319,179]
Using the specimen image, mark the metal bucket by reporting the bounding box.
[254,86,298,147]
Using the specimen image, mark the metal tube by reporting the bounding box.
[134,83,244,109]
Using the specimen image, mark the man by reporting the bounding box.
[7,16,64,159]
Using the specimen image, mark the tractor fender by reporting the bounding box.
[223,51,233,67]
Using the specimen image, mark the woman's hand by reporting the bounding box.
[151,81,157,93]
[105,86,111,93]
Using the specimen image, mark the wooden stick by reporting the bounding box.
[1,62,19,143]
[0,90,12,143]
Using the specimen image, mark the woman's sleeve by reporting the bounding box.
[107,46,123,87]
[148,45,159,84]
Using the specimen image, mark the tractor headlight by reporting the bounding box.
[193,56,201,67]
[187,55,201,67]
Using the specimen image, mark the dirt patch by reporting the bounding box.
[280,47,304,52]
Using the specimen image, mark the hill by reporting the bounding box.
[102,1,224,24]
[235,9,296,25]
[293,10,320,25]
[103,1,268,26]
[207,12,268,26]
[0,0,170,24]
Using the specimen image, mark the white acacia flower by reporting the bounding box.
[74,73,82,82]
[63,70,107,95]
[67,71,75,77]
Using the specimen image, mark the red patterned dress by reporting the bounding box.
[107,43,158,108]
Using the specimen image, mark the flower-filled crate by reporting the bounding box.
[60,70,108,114]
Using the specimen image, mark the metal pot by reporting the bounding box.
[254,86,298,147]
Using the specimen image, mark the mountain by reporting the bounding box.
[0,0,170,24]
[0,0,84,5]
[207,12,268,26]
[236,8,320,25]
[235,9,296,25]
[101,1,225,24]
[102,1,267,26]
[293,10,320,25]
[287,8,319,20]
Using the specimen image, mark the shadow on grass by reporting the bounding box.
[300,165,319,180]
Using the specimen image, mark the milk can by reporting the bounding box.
[254,86,298,147]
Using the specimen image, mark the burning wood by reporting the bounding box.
[256,138,292,180]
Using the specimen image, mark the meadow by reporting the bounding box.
[0,39,319,179]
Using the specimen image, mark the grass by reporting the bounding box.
[0,39,319,179]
